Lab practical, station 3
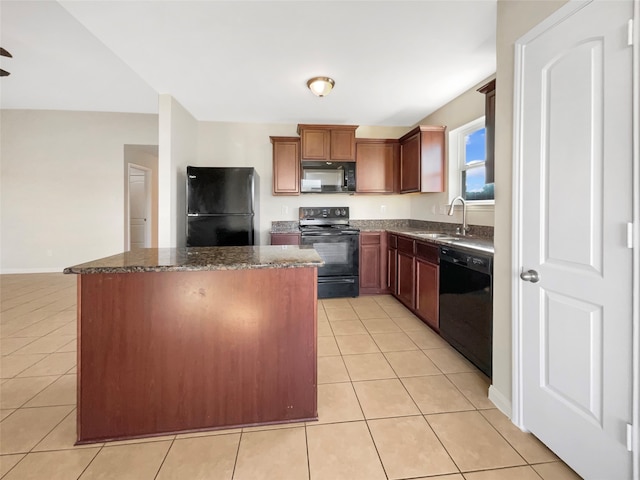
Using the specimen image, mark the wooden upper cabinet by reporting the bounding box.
[398,126,446,193]
[270,136,300,196]
[478,79,496,184]
[298,124,358,161]
[355,139,398,193]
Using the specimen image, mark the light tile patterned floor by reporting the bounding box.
[0,273,583,480]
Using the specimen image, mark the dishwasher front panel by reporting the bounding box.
[439,247,493,378]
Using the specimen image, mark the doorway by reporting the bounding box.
[127,164,151,250]
[124,144,159,250]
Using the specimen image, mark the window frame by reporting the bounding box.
[447,116,495,209]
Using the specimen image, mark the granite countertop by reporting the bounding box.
[271,219,494,255]
[385,227,494,255]
[64,246,324,274]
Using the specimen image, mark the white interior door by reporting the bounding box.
[129,166,149,249]
[515,1,634,478]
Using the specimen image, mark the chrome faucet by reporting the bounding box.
[448,196,468,236]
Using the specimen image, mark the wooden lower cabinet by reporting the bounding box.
[397,252,415,308]
[415,258,439,330]
[77,268,317,443]
[270,233,300,245]
[387,247,397,295]
[359,232,388,295]
[390,234,440,331]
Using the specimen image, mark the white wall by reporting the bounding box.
[491,0,567,413]
[0,110,158,273]
[197,122,412,245]
[158,95,198,248]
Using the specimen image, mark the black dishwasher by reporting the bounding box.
[439,246,493,378]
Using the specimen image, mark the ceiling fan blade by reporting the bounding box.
[0,69,10,77]
[0,48,12,58]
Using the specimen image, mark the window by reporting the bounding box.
[448,117,495,204]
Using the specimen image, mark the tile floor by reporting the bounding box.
[0,273,583,480]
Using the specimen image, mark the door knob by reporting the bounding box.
[520,269,540,283]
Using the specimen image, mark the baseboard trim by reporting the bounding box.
[488,385,512,418]
[0,268,64,275]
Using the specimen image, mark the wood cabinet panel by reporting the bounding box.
[330,129,356,161]
[397,252,415,309]
[478,79,496,184]
[356,139,397,193]
[298,125,357,161]
[415,241,439,264]
[387,234,398,295]
[400,133,420,193]
[359,232,388,295]
[300,129,329,160]
[271,233,301,245]
[77,268,317,442]
[399,126,446,193]
[270,137,300,195]
[416,258,439,330]
[397,236,415,255]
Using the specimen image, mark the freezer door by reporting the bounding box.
[187,167,255,215]
[186,215,254,247]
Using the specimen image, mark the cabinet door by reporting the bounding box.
[271,137,300,195]
[387,247,397,295]
[397,252,415,309]
[300,128,329,160]
[416,258,439,330]
[330,129,356,161]
[270,233,300,245]
[356,141,396,193]
[360,242,381,290]
[400,132,420,193]
[420,128,445,193]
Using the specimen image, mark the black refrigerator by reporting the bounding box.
[186,166,259,247]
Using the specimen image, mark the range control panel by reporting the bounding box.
[299,207,349,224]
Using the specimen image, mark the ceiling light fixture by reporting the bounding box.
[307,76,335,97]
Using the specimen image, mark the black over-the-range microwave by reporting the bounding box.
[301,161,356,193]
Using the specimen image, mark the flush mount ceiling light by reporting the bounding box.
[307,76,335,97]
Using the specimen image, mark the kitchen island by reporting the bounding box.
[64,246,323,444]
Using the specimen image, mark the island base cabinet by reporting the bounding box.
[77,268,318,443]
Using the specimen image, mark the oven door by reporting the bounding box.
[300,232,359,277]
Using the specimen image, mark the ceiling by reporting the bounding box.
[0,0,496,127]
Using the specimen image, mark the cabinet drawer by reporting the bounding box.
[388,234,398,249]
[397,237,415,255]
[361,232,382,245]
[415,242,439,264]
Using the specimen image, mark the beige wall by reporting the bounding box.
[490,0,567,413]
[0,110,158,273]
[158,95,198,248]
